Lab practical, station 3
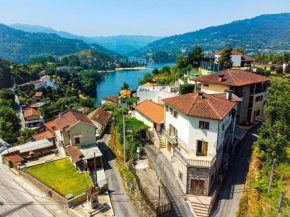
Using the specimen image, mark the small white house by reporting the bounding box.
[215,49,255,67]
[40,76,58,90]
[136,82,179,104]
[87,108,111,139]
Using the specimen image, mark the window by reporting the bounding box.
[199,121,210,130]
[75,137,80,144]
[203,83,209,87]
[166,106,169,112]
[196,140,208,156]
[170,108,173,115]
[173,111,178,118]
[178,170,183,181]
[222,124,225,131]
[255,96,263,102]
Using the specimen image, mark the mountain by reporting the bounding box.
[10,24,162,54]
[0,24,117,63]
[131,13,290,59]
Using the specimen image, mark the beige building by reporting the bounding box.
[87,108,111,139]
[192,69,271,124]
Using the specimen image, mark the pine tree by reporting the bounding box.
[218,47,233,69]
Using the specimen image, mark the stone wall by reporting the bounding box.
[187,167,210,195]
[172,157,188,194]
[68,193,87,207]
[237,85,250,124]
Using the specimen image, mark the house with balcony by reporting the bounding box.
[192,69,271,124]
[162,92,240,197]
[23,108,44,128]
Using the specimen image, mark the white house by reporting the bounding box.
[215,49,255,67]
[87,108,111,139]
[162,92,240,196]
[56,66,70,72]
[136,82,179,104]
[40,76,58,90]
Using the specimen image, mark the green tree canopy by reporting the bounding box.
[218,47,233,69]
[188,45,204,66]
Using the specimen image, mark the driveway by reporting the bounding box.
[210,124,260,217]
[145,144,194,217]
[98,130,138,217]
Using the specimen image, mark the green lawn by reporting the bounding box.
[191,71,202,75]
[26,158,92,196]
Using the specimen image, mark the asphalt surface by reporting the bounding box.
[145,144,194,217]
[210,124,260,217]
[98,131,138,217]
[0,169,53,217]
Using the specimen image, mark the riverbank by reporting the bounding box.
[115,66,147,71]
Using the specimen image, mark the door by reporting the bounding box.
[190,180,204,195]
[157,124,161,132]
[167,141,171,153]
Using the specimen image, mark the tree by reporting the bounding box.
[285,65,290,74]
[236,46,245,54]
[188,45,203,66]
[283,53,289,65]
[276,66,283,74]
[0,89,15,101]
[270,65,276,71]
[0,59,13,89]
[152,68,160,75]
[121,82,129,90]
[139,73,154,85]
[218,47,233,69]
[176,55,189,69]
[179,84,195,95]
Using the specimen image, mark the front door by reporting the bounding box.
[167,141,171,153]
[190,180,204,195]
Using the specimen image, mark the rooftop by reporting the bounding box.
[77,107,89,113]
[65,146,83,163]
[134,100,164,123]
[162,92,237,120]
[191,69,271,87]
[32,80,45,85]
[80,145,102,160]
[102,94,118,104]
[32,131,55,141]
[34,92,43,97]
[43,120,58,132]
[5,155,25,163]
[24,108,41,118]
[215,50,243,55]
[87,108,111,125]
[55,110,95,132]
[142,82,157,87]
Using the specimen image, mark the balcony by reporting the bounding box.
[174,147,216,168]
[250,88,267,95]
[162,129,177,144]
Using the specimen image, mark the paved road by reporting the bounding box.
[0,169,53,217]
[98,131,138,217]
[210,124,260,217]
[14,95,25,130]
[145,144,194,217]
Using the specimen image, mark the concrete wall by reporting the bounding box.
[68,193,87,207]
[200,83,230,94]
[70,122,96,147]
[231,55,242,66]
[237,85,250,124]
[135,110,154,128]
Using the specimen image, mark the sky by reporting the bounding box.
[0,0,289,37]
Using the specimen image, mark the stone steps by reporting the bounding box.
[191,201,210,217]
[157,132,165,149]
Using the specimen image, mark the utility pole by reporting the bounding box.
[94,152,97,186]
[277,190,283,213]
[268,159,276,192]
[122,97,126,165]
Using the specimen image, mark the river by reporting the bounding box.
[95,62,175,104]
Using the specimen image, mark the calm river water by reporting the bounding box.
[95,62,175,104]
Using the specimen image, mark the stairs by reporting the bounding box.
[191,201,210,217]
[157,132,165,149]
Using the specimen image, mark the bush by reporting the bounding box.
[276,66,283,74]
[270,65,276,71]
[179,83,195,94]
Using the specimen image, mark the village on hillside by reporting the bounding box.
[0,45,289,217]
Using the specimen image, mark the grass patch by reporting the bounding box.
[26,158,92,196]
[191,71,202,75]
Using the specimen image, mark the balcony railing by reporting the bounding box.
[162,129,177,144]
[174,147,216,168]
[250,88,266,95]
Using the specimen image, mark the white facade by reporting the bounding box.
[215,54,242,67]
[41,77,58,90]
[137,86,178,104]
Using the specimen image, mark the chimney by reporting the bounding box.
[58,113,61,118]
[218,73,224,82]
[226,90,233,101]
[198,91,204,99]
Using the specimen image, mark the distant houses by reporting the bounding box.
[101,94,118,105]
[56,66,70,72]
[215,49,255,67]
[18,75,58,91]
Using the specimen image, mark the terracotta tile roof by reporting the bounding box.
[162,92,237,120]
[44,120,58,132]
[215,50,243,55]
[142,82,157,87]
[41,75,50,79]
[119,89,131,98]
[85,187,100,196]
[87,108,111,125]
[55,110,95,132]
[34,92,43,98]
[32,80,45,85]
[191,69,271,87]
[77,107,89,112]
[5,155,24,163]
[211,93,242,102]
[102,95,118,104]
[242,55,255,61]
[24,108,41,118]
[32,131,55,141]
[65,146,83,163]
[134,100,164,123]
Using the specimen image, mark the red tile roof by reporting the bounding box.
[30,104,39,108]
[32,131,55,141]
[5,155,24,163]
[34,92,43,98]
[211,93,242,102]
[44,120,58,132]
[77,107,90,112]
[162,92,237,120]
[85,187,100,196]
[242,55,255,61]
[215,50,243,55]
[102,95,118,104]
[24,108,41,118]
[87,108,111,125]
[191,69,271,87]
[134,100,164,123]
[65,146,83,163]
[55,110,95,132]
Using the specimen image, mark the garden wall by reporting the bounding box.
[68,193,87,207]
